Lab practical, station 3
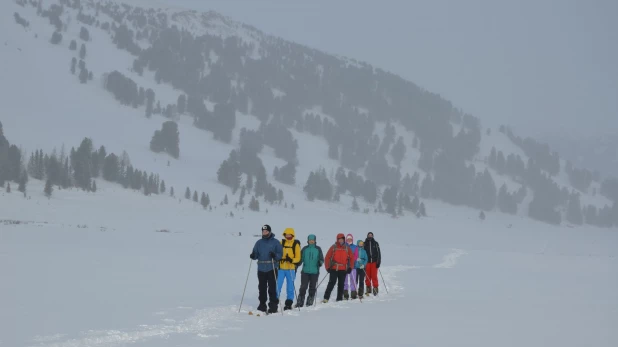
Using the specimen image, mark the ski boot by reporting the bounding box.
[296,295,305,306]
[358,287,364,297]
[343,290,349,300]
[257,303,267,313]
[283,299,293,311]
[322,299,329,304]
[366,286,372,296]
[306,296,315,306]
[267,299,279,314]
[351,290,358,300]
[373,287,379,296]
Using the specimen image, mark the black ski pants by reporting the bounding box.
[298,272,319,301]
[356,268,366,295]
[258,269,279,310]
[323,270,347,301]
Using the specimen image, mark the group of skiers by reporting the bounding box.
[249,224,382,314]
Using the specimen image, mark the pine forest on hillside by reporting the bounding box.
[1,0,617,228]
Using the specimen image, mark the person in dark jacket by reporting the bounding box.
[363,232,381,296]
[250,224,283,313]
[295,234,324,307]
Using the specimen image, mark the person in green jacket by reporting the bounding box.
[295,234,324,307]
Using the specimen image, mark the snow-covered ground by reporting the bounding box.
[1,181,617,347]
[1,1,617,346]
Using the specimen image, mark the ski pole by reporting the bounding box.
[293,273,300,311]
[315,272,328,291]
[271,259,283,315]
[238,259,253,313]
[313,272,329,306]
[378,268,389,294]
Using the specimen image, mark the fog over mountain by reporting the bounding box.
[132,0,618,139]
[1,1,617,347]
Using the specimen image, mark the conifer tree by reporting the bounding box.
[390,136,406,166]
[489,147,497,167]
[249,196,260,211]
[246,174,253,191]
[352,197,359,212]
[200,192,208,208]
[18,172,27,193]
[411,196,420,213]
[566,192,583,225]
[185,187,191,199]
[420,174,432,199]
[44,179,53,198]
[80,43,87,59]
[193,190,198,202]
[277,189,284,203]
[239,186,246,205]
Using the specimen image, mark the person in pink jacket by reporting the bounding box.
[343,233,359,299]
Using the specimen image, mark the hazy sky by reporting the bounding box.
[138,0,617,139]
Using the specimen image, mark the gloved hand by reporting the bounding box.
[249,252,256,260]
[360,264,365,269]
[269,251,276,259]
[285,255,293,263]
[327,269,332,274]
[376,263,380,269]
[346,268,352,274]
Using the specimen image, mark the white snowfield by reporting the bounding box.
[1,0,617,346]
[1,180,617,347]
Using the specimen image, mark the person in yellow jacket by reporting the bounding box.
[277,227,301,310]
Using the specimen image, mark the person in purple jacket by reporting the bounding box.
[343,233,359,299]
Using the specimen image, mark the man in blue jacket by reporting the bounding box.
[250,224,283,314]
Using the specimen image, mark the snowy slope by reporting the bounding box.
[3,0,613,224]
[1,180,617,347]
[1,2,617,346]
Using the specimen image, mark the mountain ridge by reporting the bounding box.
[1,0,616,229]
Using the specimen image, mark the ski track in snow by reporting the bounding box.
[433,249,468,269]
[30,250,467,347]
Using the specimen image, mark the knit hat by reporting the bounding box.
[261,224,272,239]
[308,234,316,242]
[346,233,354,243]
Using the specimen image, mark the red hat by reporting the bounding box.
[336,233,345,240]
